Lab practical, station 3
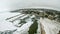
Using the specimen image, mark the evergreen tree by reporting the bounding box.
[28,18,38,34]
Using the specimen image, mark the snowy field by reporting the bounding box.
[0,12,40,34]
[0,11,60,34]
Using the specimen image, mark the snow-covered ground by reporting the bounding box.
[0,12,17,31]
[40,18,60,34]
[0,12,27,34]
[0,12,60,34]
[0,12,40,34]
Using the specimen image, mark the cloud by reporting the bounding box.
[0,0,60,12]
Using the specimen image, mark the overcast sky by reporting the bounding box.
[0,0,60,12]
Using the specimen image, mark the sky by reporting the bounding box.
[0,0,60,12]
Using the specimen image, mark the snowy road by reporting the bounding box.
[40,18,60,34]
